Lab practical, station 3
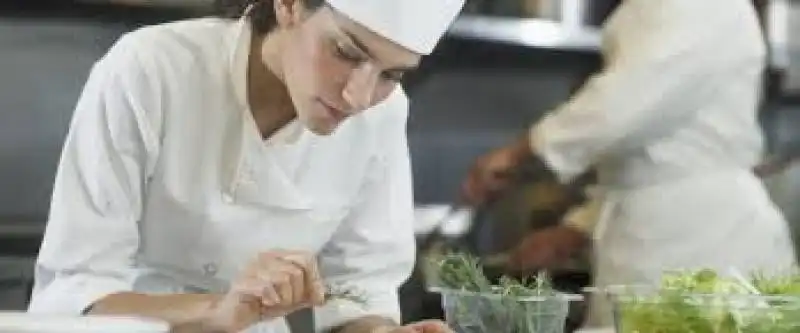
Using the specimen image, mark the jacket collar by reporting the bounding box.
[227,9,305,146]
[221,12,312,210]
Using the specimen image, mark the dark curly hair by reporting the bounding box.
[212,0,325,35]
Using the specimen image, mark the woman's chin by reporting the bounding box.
[304,117,341,136]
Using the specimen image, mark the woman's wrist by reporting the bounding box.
[85,292,226,333]
[183,294,229,333]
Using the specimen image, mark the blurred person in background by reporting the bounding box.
[461,0,797,328]
[26,0,464,332]
[506,154,800,276]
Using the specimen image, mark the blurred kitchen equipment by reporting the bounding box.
[0,312,169,333]
[415,205,475,242]
[480,251,513,267]
[520,0,617,27]
[460,0,618,27]
[754,0,800,96]
[480,250,588,272]
[470,160,593,272]
[419,156,594,279]
[782,0,800,94]
[522,0,583,26]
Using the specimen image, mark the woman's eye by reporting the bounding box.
[334,43,362,63]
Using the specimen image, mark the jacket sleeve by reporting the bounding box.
[530,0,764,181]
[27,33,162,315]
[314,93,416,331]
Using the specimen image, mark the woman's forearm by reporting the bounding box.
[87,292,221,333]
[331,315,399,333]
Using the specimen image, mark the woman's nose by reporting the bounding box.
[342,62,379,112]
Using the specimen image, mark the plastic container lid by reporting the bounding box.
[573,328,615,333]
[0,312,170,333]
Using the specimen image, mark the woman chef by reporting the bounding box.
[27,0,464,332]
[461,0,797,328]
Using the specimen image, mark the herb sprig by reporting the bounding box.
[324,283,368,305]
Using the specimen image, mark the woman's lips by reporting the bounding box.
[318,99,349,121]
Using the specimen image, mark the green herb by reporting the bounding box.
[752,269,800,296]
[615,269,800,333]
[428,252,569,333]
[430,252,492,292]
[324,283,368,305]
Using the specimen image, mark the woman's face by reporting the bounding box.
[268,2,422,135]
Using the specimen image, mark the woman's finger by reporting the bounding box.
[294,255,325,305]
[255,265,290,306]
[307,263,325,305]
[273,272,294,306]
[277,252,321,305]
[260,282,281,307]
[283,263,306,305]
[230,278,266,304]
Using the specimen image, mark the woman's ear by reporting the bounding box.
[274,0,306,28]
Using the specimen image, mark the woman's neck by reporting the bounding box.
[246,33,297,139]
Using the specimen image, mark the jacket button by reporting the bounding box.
[203,263,218,277]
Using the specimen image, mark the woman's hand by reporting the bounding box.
[370,320,454,333]
[399,320,454,333]
[203,250,326,332]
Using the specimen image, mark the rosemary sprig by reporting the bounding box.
[428,251,553,294]
[324,283,368,305]
[430,252,493,292]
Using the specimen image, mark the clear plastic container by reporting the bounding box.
[600,285,800,333]
[431,287,582,333]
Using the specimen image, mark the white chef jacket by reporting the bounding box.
[27,15,417,333]
[528,0,797,327]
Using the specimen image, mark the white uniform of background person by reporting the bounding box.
[530,0,798,328]
[26,0,464,332]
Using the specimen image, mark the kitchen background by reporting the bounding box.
[1,0,800,328]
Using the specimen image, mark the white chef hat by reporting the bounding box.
[325,0,466,55]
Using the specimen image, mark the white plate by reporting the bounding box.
[0,312,169,333]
